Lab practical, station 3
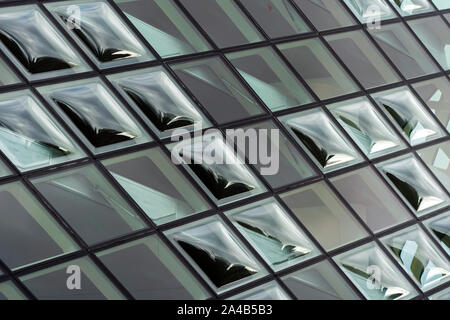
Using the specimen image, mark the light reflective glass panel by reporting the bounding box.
[102,148,210,225]
[417,142,450,191]
[0,5,90,81]
[39,78,152,154]
[0,58,19,86]
[281,260,359,300]
[382,225,450,290]
[331,167,412,233]
[372,87,445,146]
[166,216,267,294]
[0,90,85,172]
[424,212,450,255]
[108,66,211,139]
[389,0,435,16]
[171,133,266,205]
[20,257,124,300]
[226,198,319,271]
[171,57,265,124]
[377,154,449,216]
[408,16,450,70]
[344,0,396,23]
[240,0,310,38]
[292,0,356,31]
[413,76,450,132]
[114,0,211,58]
[429,287,450,300]
[432,0,450,9]
[334,242,418,300]
[46,0,154,68]
[229,281,290,300]
[280,108,364,173]
[179,0,263,48]
[31,164,147,246]
[0,182,78,270]
[227,47,313,111]
[325,30,401,89]
[0,281,26,300]
[369,23,439,79]
[281,182,368,251]
[277,39,359,100]
[97,235,209,300]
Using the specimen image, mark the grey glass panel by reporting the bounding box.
[108,66,211,139]
[166,216,267,294]
[424,211,450,255]
[331,167,412,233]
[369,23,439,79]
[46,0,154,68]
[0,182,78,270]
[171,57,265,124]
[334,242,418,300]
[280,108,364,173]
[292,0,356,31]
[281,182,368,251]
[417,142,450,191]
[0,159,11,178]
[432,0,450,10]
[179,0,263,48]
[240,120,317,189]
[240,0,310,38]
[97,235,209,300]
[281,260,359,300]
[343,0,396,23]
[326,31,400,89]
[229,281,290,300]
[389,0,435,16]
[413,76,450,132]
[114,0,211,58]
[377,154,449,216]
[0,5,90,81]
[408,16,450,70]
[382,225,450,290]
[31,164,147,246]
[226,198,320,271]
[0,90,85,172]
[372,87,445,146]
[227,47,313,111]
[0,281,26,300]
[39,78,152,154]
[102,148,210,225]
[277,39,359,100]
[0,58,19,86]
[20,257,124,300]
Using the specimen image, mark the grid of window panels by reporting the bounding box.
[0,0,448,301]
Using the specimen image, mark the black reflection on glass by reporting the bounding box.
[290,127,332,168]
[385,172,422,210]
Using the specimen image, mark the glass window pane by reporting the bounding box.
[281,260,359,300]
[372,86,445,146]
[0,58,19,86]
[46,0,154,68]
[408,16,450,70]
[170,133,266,205]
[165,215,267,294]
[225,198,320,271]
[424,211,450,255]
[369,23,439,79]
[413,76,450,133]
[102,148,210,225]
[326,30,401,89]
[228,281,290,300]
[328,97,406,158]
[381,225,450,291]
[334,242,419,300]
[171,57,265,124]
[0,281,26,300]
[20,257,124,300]
[389,0,435,16]
[0,159,11,178]
[240,0,310,38]
[432,0,450,10]
[31,164,147,246]
[376,154,449,216]
[343,0,397,23]
[0,90,85,172]
[277,39,359,100]
[280,182,368,251]
[108,66,211,139]
[429,286,450,300]
[0,5,90,81]
[0,182,78,270]
[179,0,263,48]
[39,78,152,155]
[114,0,211,58]
[331,167,412,233]
[226,46,314,112]
[97,235,209,300]
[293,0,356,31]
[417,142,450,191]
[280,108,364,173]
